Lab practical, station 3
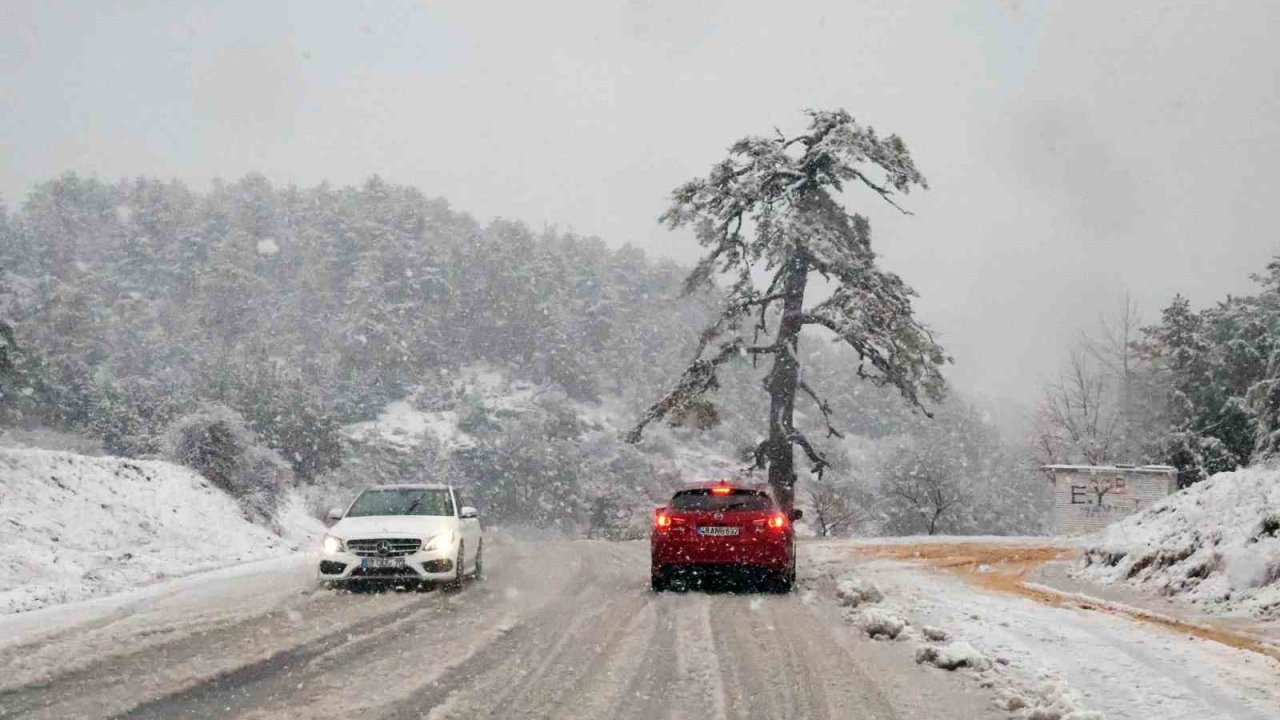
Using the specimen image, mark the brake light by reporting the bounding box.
[711,484,732,496]
[767,512,787,530]
[656,512,671,528]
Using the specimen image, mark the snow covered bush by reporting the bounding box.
[164,404,290,525]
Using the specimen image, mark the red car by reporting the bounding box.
[650,480,801,593]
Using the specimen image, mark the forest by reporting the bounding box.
[1034,261,1280,486]
[1,172,1273,536]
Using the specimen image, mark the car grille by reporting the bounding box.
[346,538,422,557]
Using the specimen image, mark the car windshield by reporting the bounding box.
[346,489,454,518]
[670,489,774,512]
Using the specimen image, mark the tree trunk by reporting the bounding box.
[765,254,809,513]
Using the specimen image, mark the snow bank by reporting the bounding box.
[0,447,318,614]
[1079,464,1280,618]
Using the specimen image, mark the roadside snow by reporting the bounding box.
[1079,464,1280,619]
[860,607,908,639]
[915,641,990,671]
[813,541,1280,720]
[0,447,320,614]
[835,575,883,607]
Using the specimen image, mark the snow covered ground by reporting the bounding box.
[1078,464,1280,620]
[0,539,1005,720]
[812,539,1280,720]
[0,447,321,614]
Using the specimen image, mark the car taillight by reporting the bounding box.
[767,512,787,530]
[656,513,672,529]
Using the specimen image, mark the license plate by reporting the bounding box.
[362,557,405,569]
[698,526,740,537]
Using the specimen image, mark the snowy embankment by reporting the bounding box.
[812,540,1280,720]
[1079,464,1280,619]
[0,447,320,614]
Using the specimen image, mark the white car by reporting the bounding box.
[319,484,483,587]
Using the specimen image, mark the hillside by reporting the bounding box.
[1079,464,1280,619]
[308,365,745,539]
[0,447,319,614]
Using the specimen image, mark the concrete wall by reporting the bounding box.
[1045,465,1178,536]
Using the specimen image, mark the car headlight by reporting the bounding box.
[322,535,345,554]
[423,531,452,553]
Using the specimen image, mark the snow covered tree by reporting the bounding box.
[164,403,290,524]
[1136,270,1280,483]
[1245,259,1280,462]
[1247,351,1280,462]
[626,109,948,511]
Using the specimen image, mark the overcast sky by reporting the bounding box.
[2,1,1278,407]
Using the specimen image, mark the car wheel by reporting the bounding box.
[770,566,794,594]
[650,567,666,592]
[472,540,484,581]
[447,542,465,589]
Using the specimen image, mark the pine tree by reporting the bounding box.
[626,110,949,511]
[1245,258,1280,462]
[1247,351,1280,462]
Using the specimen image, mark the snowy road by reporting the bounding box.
[0,539,998,720]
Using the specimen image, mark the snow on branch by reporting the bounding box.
[799,380,845,439]
[624,338,778,443]
[630,108,949,486]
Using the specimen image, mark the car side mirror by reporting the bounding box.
[789,508,804,521]
[460,506,479,519]
[326,507,344,524]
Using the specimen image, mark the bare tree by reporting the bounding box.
[1082,293,1143,383]
[806,476,862,537]
[1037,348,1121,466]
[1035,294,1166,466]
[881,443,963,536]
[1081,293,1159,459]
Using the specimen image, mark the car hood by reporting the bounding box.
[330,515,455,540]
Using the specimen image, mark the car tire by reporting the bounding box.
[472,540,484,581]
[447,543,465,590]
[770,566,794,594]
[650,567,666,593]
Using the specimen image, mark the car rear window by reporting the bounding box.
[669,489,774,512]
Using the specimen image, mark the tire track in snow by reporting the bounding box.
[128,541,595,720]
[0,591,433,720]
[378,548,652,720]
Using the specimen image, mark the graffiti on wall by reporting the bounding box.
[1070,476,1131,518]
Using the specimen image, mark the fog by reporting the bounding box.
[3,0,1278,405]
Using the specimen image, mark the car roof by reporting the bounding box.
[365,483,452,491]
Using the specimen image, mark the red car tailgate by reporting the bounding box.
[653,508,790,566]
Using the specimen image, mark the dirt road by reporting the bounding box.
[0,540,997,720]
